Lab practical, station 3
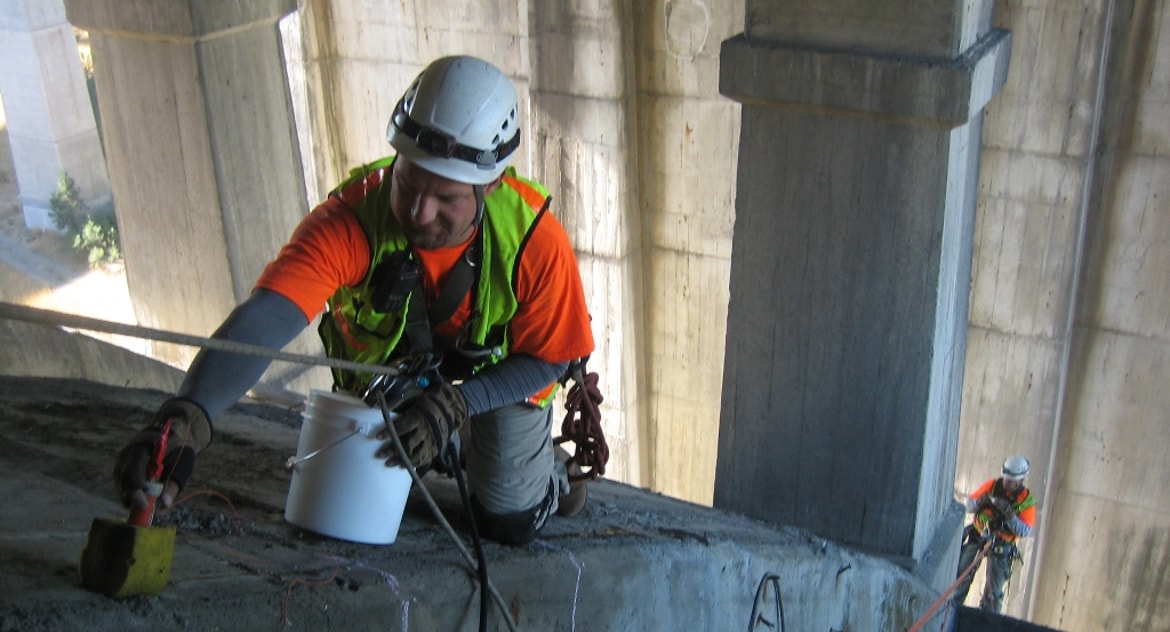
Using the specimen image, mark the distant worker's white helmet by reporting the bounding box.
[1002,455,1030,480]
[387,55,520,185]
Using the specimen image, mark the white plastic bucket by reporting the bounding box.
[284,390,412,544]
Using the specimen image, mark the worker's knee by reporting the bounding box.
[470,490,554,547]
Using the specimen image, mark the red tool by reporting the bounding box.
[80,417,179,597]
[126,418,173,527]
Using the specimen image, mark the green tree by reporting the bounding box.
[49,172,122,268]
[49,173,86,235]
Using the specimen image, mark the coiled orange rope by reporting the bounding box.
[556,366,609,481]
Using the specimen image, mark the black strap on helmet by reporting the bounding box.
[391,100,520,170]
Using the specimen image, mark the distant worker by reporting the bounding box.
[952,455,1037,613]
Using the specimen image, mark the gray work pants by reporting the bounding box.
[461,402,570,542]
[953,535,1016,614]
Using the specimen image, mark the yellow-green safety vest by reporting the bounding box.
[317,156,554,403]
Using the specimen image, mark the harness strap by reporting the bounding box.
[428,229,481,326]
[403,288,434,353]
[399,229,482,356]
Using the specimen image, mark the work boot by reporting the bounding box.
[555,445,588,517]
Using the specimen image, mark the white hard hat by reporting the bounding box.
[386,56,520,185]
[1002,455,1030,480]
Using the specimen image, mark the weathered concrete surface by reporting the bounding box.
[627,0,743,504]
[0,318,182,394]
[527,2,646,491]
[62,0,314,376]
[0,375,942,632]
[715,6,1009,581]
[743,0,995,58]
[0,0,1162,629]
[957,0,1170,626]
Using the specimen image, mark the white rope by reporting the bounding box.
[0,301,399,376]
[2,300,515,629]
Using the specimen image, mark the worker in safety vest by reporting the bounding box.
[113,55,596,545]
[952,455,1037,613]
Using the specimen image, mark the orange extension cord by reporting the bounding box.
[906,538,992,632]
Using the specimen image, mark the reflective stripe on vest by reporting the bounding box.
[974,479,1034,542]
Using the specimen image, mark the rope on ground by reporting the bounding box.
[280,556,341,631]
[0,301,400,376]
[906,538,992,632]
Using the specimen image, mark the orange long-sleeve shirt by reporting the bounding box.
[968,478,1037,542]
[254,190,594,365]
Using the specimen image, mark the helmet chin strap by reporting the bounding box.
[473,184,486,226]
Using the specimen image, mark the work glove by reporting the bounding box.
[114,398,212,510]
[990,495,1017,518]
[375,382,467,469]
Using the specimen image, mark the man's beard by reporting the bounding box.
[405,221,472,250]
[404,225,447,250]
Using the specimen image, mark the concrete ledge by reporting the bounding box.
[0,377,947,631]
[719,29,1012,125]
[0,319,183,393]
[913,500,966,595]
[64,0,296,40]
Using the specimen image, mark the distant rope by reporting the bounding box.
[906,538,992,632]
[0,301,399,376]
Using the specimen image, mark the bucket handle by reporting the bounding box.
[285,429,361,470]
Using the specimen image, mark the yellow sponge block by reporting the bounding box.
[79,516,176,598]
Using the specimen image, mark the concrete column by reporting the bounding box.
[630,0,743,502]
[62,0,305,368]
[713,0,1010,581]
[0,0,110,230]
[527,2,645,485]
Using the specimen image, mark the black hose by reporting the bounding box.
[374,389,497,632]
[748,573,785,632]
[448,446,490,632]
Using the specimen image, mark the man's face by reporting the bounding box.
[1002,477,1023,492]
[390,157,479,250]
